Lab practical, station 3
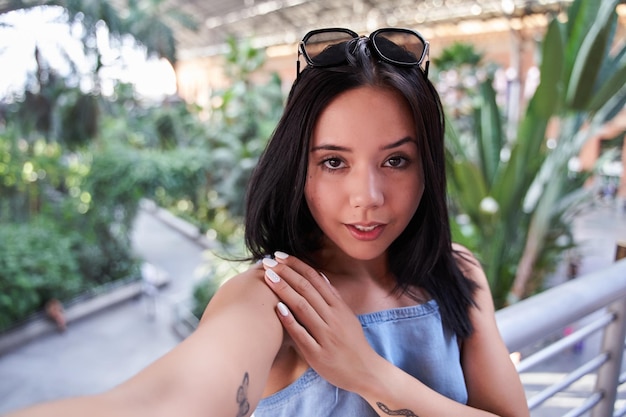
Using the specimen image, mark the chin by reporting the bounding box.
[338,247,388,262]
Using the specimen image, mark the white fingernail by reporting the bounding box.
[274,251,289,260]
[320,272,330,284]
[262,258,278,268]
[266,269,280,283]
[277,302,289,316]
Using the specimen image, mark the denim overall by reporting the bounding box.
[253,299,468,416]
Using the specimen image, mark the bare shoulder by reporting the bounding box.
[199,262,280,323]
[451,243,489,289]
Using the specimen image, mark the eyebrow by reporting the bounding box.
[311,136,416,152]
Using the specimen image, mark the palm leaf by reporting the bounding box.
[588,41,626,112]
[565,0,620,109]
[474,79,503,186]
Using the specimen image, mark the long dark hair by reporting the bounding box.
[245,38,477,339]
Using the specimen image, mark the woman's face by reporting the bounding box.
[304,86,424,262]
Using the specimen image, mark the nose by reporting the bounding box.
[349,167,384,209]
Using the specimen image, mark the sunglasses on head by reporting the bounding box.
[297,27,430,78]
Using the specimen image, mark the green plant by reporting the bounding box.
[191,277,221,320]
[204,36,285,220]
[1,1,197,67]
[446,0,626,307]
[130,36,286,246]
[191,246,250,319]
[0,2,200,331]
[0,115,141,328]
[0,129,56,223]
[186,43,285,310]
[432,42,483,71]
[0,218,83,332]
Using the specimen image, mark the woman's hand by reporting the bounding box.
[261,252,380,393]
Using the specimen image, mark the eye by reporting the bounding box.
[385,156,409,168]
[322,157,346,170]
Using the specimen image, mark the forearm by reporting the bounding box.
[5,391,127,417]
[355,356,501,417]
[5,334,272,417]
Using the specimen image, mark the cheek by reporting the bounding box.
[304,174,319,213]
[304,173,332,226]
[402,175,425,217]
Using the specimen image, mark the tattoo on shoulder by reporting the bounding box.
[236,372,250,417]
[377,401,419,416]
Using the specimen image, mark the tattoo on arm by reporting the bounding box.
[377,401,419,416]
[236,372,250,417]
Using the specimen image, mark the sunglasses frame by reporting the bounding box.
[297,27,430,78]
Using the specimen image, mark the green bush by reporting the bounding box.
[0,218,83,332]
[191,247,250,319]
[191,277,221,320]
[0,124,144,330]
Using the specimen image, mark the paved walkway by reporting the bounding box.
[0,198,625,415]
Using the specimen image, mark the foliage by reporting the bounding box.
[0,217,82,332]
[182,35,286,315]
[432,42,483,71]
[204,36,285,220]
[95,36,285,246]
[0,126,65,223]
[181,37,286,317]
[191,243,250,319]
[191,277,219,320]
[0,119,144,326]
[0,96,224,328]
[433,42,499,132]
[445,0,626,308]
[0,0,197,327]
[2,0,197,66]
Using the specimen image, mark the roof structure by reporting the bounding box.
[158,0,576,60]
[128,0,572,59]
[4,0,617,62]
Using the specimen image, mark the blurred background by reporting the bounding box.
[0,0,625,415]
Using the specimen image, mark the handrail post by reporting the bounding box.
[591,242,626,417]
[616,241,626,262]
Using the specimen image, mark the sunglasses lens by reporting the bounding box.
[372,30,425,65]
[303,31,355,66]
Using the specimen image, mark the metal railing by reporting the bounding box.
[496,244,626,417]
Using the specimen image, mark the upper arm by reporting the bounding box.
[454,244,530,417]
[111,265,283,417]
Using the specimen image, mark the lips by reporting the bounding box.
[353,224,378,232]
[346,223,386,241]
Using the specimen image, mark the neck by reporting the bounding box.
[312,245,393,287]
[313,247,426,315]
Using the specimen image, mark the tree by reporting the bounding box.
[0,0,197,65]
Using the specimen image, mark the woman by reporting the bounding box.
[8,28,529,417]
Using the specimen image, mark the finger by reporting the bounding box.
[262,259,328,332]
[273,252,340,304]
[262,257,331,315]
[274,302,321,353]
